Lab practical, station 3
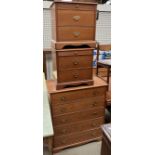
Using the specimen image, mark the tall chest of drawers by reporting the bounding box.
[51,0,97,50]
[47,76,108,152]
[51,0,98,89]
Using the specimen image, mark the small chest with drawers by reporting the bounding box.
[52,47,94,89]
[47,76,108,152]
[51,0,97,50]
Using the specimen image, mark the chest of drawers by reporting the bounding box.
[47,76,108,152]
[51,0,97,50]
[52,48,94,90]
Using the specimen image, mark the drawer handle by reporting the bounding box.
[60,96,66,101]
[92,102,97,107]
[93,112,97,115]
[62,129,67,134]
[61,140,66,144]
[91,132,96,136]
[93,91,99,96]
[73,74,79,78]
[91,122,97,127]
[73,61,79,65]
[73,15,80,21]
[75,4,80,8]
[61,119,67,123]
[73,32,80,37]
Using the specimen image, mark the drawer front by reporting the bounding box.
[57,9,95,27]
[51,87,107,104]
[58,68,92,83]
[54,117,104,136]
[57,27,95,41]
[58,55,93,70]
[58,50,93,57]
[53,107,104,126]
[52,96,105,115]
[57,3,96,11]
[54,128,102,148]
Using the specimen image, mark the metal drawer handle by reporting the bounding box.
[91,122,97,127]
[60,96,66,101]
[93,91,99,96]
[73,32,80,37]
[92,102,97,107]
[62,129,67,134]
[61,119,66,123]
[73,61,79,65]
[73,74,79,78]
[73,15,80,21]
[75,4,80,8]
[61,140,66,144]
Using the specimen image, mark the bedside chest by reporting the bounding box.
[47,76,108,152]
[52,47,94,89]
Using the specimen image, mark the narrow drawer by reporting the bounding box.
[57,9,95,27]
[54,117,104,136]
[58,49,93,57]
[57,27,95,41]
[58,55,93,70]
[58,68,92,83]
[51,86,107,104]
[53,107,104,126]
[54,128,102,148]
[57,3,96,11]
[52,96,105,115]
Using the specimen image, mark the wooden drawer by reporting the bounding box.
[51,86,106,104]
[58,68,92,83]
[57,27,95,41]
[52,96,105,115]
[57,3,96,11]
[57,9,95,27]
[58,55,93,70]
[54,128,102,148]
[58,49,93,57]
[53,107,104,126]
[54,117,104,136]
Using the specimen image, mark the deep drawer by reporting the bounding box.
[58,68,92,83]
[52,96,105,115]
[57,27,95,41]
[57,9,95,27]
[54,128,102,148]
[53,107,104,126]
[58,54,93,70]
[54,117,104,136]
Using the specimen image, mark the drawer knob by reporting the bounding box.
[60,96,66,101]
[73,32,80,37]
[93,91,99,96]
[91,122,97,127]
[75,4,80,8]
[73,75,78,78]
[93,112,97,115]
[73,61,79,65]
[62,129,67,134]
[91,132,96,136]
[61,140,66,144]
[92,102,97,107]
[73,15,80,21]
[61,119,66,123]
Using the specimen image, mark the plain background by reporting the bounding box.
[0,0,155,155]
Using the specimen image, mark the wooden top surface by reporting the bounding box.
[53,0,97,5]
[47,76,107,94]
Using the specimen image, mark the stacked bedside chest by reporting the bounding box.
[51,0,98,89]
[47,76,108,152]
